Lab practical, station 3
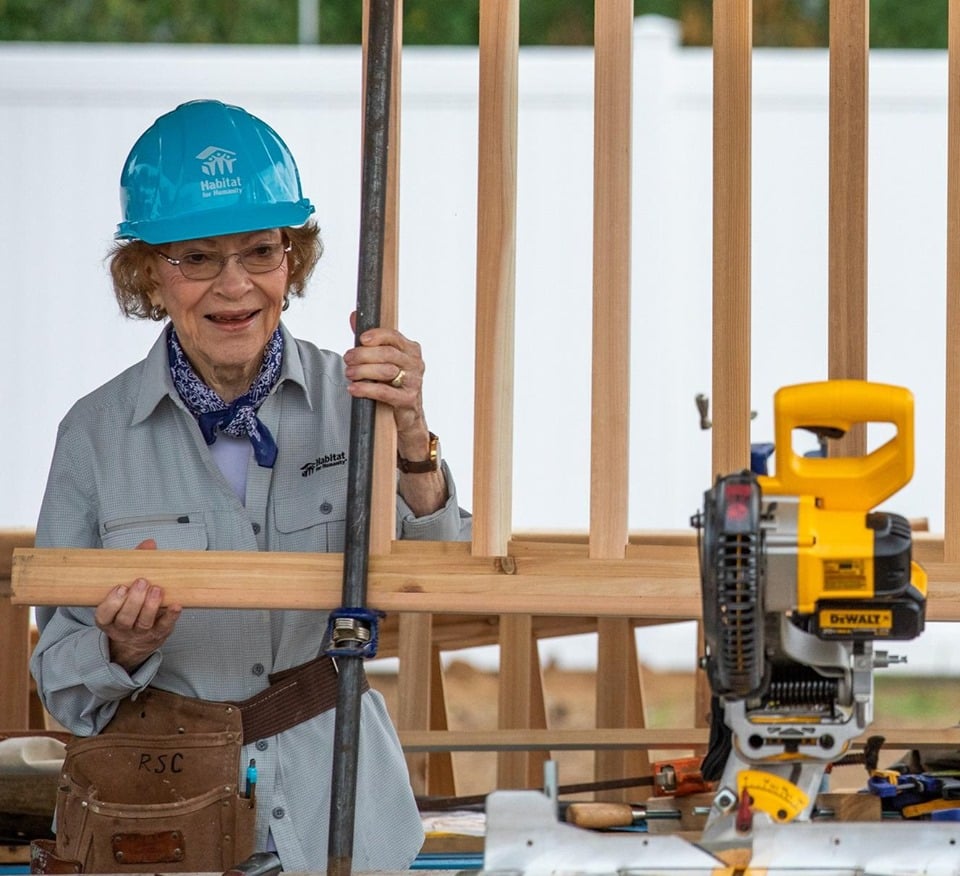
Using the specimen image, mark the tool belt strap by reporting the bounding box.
[231,655,368,744]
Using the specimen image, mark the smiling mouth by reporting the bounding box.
[207,310,259,324]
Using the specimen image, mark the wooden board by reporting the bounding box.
[15,540,960,620]
[395,726,960,752]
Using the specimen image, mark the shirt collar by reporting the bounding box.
[131,321,310,427]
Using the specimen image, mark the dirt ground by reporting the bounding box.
[368,662,960,797]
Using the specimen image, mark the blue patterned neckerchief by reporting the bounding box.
[166,325,283,468]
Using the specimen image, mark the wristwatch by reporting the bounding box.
[397,432,440,474]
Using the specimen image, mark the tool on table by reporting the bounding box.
[222,851,282,876]
[692,381,926,841]
[652,756,710,797]
[562,802,706,830]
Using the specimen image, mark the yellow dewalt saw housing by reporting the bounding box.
[758,380,927,641]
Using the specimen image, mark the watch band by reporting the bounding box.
[397,432,440,474]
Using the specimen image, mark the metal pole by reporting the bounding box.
[326,2,395,875]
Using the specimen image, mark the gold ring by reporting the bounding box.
[390,367,406,389]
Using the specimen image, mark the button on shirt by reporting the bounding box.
[29,323,471,872]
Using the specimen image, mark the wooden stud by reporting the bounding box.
[427,645,457,796]
[525,635,550,786]
[0,531,33,730]
[590,0,633,560]
[0,531,34,579]
[815,791,882,822]
[828,0,869,457]
[473,0,519,558]
[396,725,960,752]
[10,543,703,616]
[595,618,650,801]
[16,541,960,618]
[366,0,404,554]
[590,0,649,803]
[398,612,432,795]
[379,613,598,653]
[708,0,754,738]
[711,0,752,478]
[497,614,535,787]
[946,0,960,560]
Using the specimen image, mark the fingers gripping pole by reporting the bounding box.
[326,1,396,875]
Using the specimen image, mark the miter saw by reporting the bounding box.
[692,379,927,840]
[479,381,960,875]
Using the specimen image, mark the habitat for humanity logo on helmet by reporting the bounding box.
[195,146,243,199]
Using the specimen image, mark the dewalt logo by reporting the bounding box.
[819,608,893,632]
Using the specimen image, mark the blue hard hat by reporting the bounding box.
[117,99,315,244]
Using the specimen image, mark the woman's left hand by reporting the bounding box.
[343,312,428,448]
[343,313,447,516]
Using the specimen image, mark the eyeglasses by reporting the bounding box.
[156,241,291,281]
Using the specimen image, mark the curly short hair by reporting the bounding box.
[108,221,323,319]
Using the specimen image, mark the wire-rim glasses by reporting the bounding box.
[156,240,292,281]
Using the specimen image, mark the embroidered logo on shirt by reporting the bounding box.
[300,452,347,477]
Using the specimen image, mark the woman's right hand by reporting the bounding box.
[94,538,182,672]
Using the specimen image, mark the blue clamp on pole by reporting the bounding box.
[323,606,386,659]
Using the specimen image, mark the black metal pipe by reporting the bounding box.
[327,2,396,875]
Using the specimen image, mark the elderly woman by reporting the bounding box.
[30,100,470,873]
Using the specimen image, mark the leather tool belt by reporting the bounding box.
[232,653,368,743]
[31,655,365,874]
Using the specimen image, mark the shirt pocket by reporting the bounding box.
[100,514,208,551]
[274,476,348,553]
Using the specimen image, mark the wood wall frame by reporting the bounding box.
[8,0,960,798]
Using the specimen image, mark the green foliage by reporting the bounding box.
[0,0,298,43]
[404,0,478,45]
[871,0,947,49]
[0,0,952,48]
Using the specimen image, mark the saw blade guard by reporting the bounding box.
[697,471,768,701]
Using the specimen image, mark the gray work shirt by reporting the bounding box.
[30,322,471,871]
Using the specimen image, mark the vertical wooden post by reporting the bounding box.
[398,612,432,794]
[591,0,645,799]
[595,618,649,800]
[0,531,32,729]
[827,0,869,457]
[427,646,457,795]
[946,0,960,560]
[362,0,441,796]
[706,0,753,737]
[590,0,633,561]
[473,0,519,559]
[473,0,528,789]
[368,0,402,552]
[711,0,753,478]
[497,614,539,787]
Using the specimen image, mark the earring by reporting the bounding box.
[149,304,165,321]
[282,296,291,312]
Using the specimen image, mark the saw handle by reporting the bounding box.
[759,380,914,511]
